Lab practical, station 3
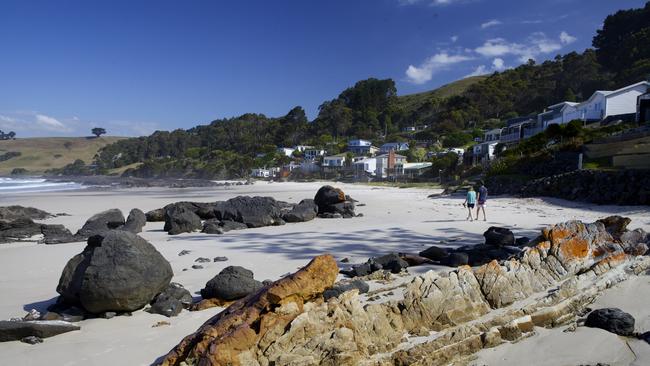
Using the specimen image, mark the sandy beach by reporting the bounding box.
[1,181,649,365]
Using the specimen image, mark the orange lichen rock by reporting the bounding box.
[158,254,338,366]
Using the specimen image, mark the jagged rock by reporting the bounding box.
[40,224,76,244]
[0,205,53,221]
[200,266,263,301]
[585,308,635,336]
[123,208,146,233]
[146,208,165,222]
[213,196,285,228]
[178,250,191,256]
[158,255,338,366]
[149,283,193,317]
[202,219,248,234]
[164,205,202,235]
[373,253,409,274]
[484,227,515,246]
[0,320,80,342]
[0,218,43,243]
[323,280,369,300]
[214,256,228,262]
[56,231,173,313]
[419,246,449,261]
[195,257,211,263]
[597,215,631,238]
[283,199,318,223]
[75,209,125,238]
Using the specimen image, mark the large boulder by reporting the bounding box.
[40,224,76,244]
[483,227,515,246]
[164,206,202,235]
[0,218,43,243]
[122,208,146,233]
[56,231,173,313]
[0,205,54,221]
[314,185,345,210]
[597,216,631,238]
[145,208,165,222]
[149,283,193,317]
[283,199,318,223]
[202,219,248,234]
[0,320,80,342]
[585,308,635,336]
[214,196,284,228]
[419,246,450,261]
[200,266,263,301]
[75,209,125,238]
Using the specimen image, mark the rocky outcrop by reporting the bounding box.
[158,217,650,366]
[214,196,287,228]
[40,224,76,244]
[164,205,202,235]
[75,209,125,239]
[0,206,54,221]
[202,219,248,234]
[314,186,356,218]
[0,320,80,342]
[0,218,43,243]
[56,231,173,313]
[122,208,146,233]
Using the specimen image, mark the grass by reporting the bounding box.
[0,136,126,175]
[361,181,443,189]
[396,75,488,113]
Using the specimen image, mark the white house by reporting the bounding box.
[304,149,325,160]
[277,147,295,157]
[348,139,378,155]
[322,154,347,167]
[562,81,650,123]
[379,142,409,154]
[251,168,278,178]
[402,126,416,132]
[293,145,313,152]
[472,128,502,162]
[353,157,377,176]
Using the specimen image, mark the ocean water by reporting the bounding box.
[0,177,84,193]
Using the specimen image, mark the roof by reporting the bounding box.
[579,81,650,106]
[485,128,503,134]
[324,153,347,158]
[403,162,433,170]
[375,153,407,158]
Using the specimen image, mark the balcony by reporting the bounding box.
[523,126,545,139]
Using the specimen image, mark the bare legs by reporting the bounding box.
[466,206,474,221]
[475,204,486,221]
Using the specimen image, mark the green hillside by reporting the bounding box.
[0,136,126,175]
[396,75,488,113]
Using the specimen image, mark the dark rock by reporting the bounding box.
[0,320,80,342]
[122,208,146,233]
[484,227,515,246]
[515,237,531,246]
[419,246,450,261]
[145,208,165,222]
[56,230,173,313]
[314,185,345,211]
[213,196,285,228]
[323,280,370,300]
[202,219,249,234]
[318,212,343,219]
[75,209,125,239]
[164,205,202,235]
[213,256,228,262]
[454,244,514,266]
[195,257,211,263]
[585,308,635,336]
[0,218,43,243]
[178,250,191,256]
[443,252,469,267]
[0,205,53,221]
[341,258,349,263]
[283,199,318,223]
[21,335,44,344]
[373,253,409,274]
[200,266,263,301]
[40,224,76,244]
[597,216,632,238]
[191,265,203,270]
[149,283,192,317]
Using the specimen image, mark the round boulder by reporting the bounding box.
[200,266,263,301]
[585,308,635,336]
[483,226,515,246]
[56,231,173,313]
[123,208,146,233]
[75,209,125,238]
[314,185,345,212]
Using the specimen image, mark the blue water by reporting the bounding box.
[0,177,84,193]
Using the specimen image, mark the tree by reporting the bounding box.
[92,127,106,137]
[7,131,15,139]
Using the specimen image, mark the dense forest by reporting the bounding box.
[87,2,650,179]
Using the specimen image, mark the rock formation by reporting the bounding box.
[157,217,650,366]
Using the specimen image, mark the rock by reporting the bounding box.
[23,309,41,321]
[195,257,211,263]
[164,205,202,235]
[330,201,356,218]
[0,218,43,243]
[213,256,228,262]
[145,208,165,222]
[443,252,469,267]
[323,280,370,300]
[149,283,193,317]
[453,245,515,267]
[200,266,263,301]
[597,216,631,238]
[515,237,531,246]
[214,196,285,228]
[585,308,635,336]
[219,220,248,232]
[620,228,648,246]
[75,209,125,239]
[202,219,248,234]
[314,185,345,210]
[282,199,318,223]
[0,320,80,342]
[158,255,338,366]
[318,212,343,219]
[56,230,173,313]
[0,205,53,221]
[484,227,515,246]
[419,246,450,261]
[178,250,191,256]
[122,208,146,233]
[192,265,204,270]
[21,335,43,344]
[40,224,76,244]
[262,279,274,286]
[373,253,409,274]
[100,311,117,319]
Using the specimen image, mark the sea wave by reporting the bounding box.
[0,178,84,193]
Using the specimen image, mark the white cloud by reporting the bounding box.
[492,57,505,70]
[405,52,473,84]
[451,35,459,43]
[481,19,502,29]
[35,114,67,130]
[559,31,577,45]
[466,65,490,77]
[474,32,566,61]
[465,57,508,77]
[475,38,516,57]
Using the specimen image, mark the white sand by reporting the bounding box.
[0,181,649,365]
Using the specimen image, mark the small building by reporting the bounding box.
[353,157,377,177]
[402,126,416,132]
[401,162,433,178]
[293,145,313,152]
[304,149,326,160]
[562,81,650,123]
[277,147,295,157]
[500,116,536,145]
[379,142,409,154]
[251,168,279,178]
[375,152,407,179]
[322,154,347,167]
[347,139,378,155]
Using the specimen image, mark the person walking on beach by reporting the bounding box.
[463,186,477,221]
[476,181,488,221]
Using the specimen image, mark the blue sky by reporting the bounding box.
[0,0,646,137]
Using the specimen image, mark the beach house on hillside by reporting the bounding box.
[304,148,325,160]
[277,147,295,157]
[322,153,347,168]
[562,81,650,124]
[500,116,536,145]
[348,139,378,155]
[375,152,407,179]
[529,101,579,136]
[379,142,409,154]
[472,128,503,163]
[353,157,377,177]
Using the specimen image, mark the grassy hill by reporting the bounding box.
[0,136,126,175]
[396,75,487,113]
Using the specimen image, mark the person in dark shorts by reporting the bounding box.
[476,181,488,221]
[463,186,477,221]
